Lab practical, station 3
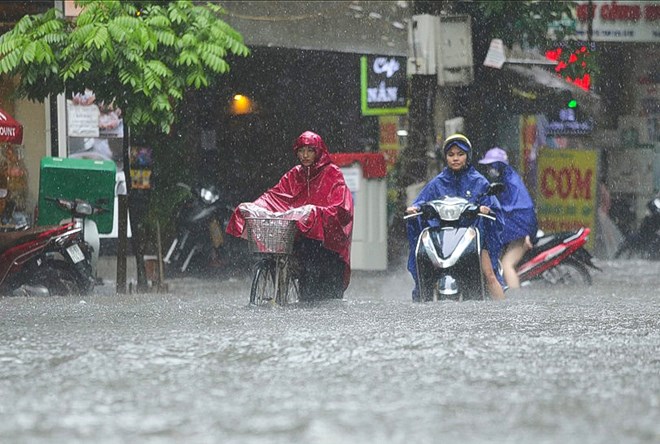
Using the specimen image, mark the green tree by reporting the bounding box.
[0,0,249,292]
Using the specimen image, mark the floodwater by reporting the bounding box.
[1,259,659,444]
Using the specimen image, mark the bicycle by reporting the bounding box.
[245,216,301,306]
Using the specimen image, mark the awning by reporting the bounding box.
[0,108,23,144]
[504,65,602,116]
[484,39,602,116]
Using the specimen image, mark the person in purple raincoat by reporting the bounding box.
[405,134,506,301]
[478,147,537,289]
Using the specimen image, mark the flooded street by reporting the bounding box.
[1,258,659,444]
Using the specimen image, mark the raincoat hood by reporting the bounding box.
[478,147,509,165]
[293,130,332,175]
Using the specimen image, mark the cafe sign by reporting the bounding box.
[361,55,408,116]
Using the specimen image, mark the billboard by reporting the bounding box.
[536,148,599,249]
[575,1,660,42]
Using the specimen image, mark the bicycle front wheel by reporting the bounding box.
[280,257,300,305]
[250,259,276,305]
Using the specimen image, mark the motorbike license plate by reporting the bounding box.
[66,244,85,264]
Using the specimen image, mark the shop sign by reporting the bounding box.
[361,55,408,116]
[545,108,594,135]
[536,148,599,249]
[574,1,660,42]
[129,146,154,190]
[67,104,100,138]
[378,116,400,171]
[66,89,124,170]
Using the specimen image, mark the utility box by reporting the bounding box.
[331,153,388,271]
[437,15,474,86]
[408,14,438,75]
[407,14,474,86]
[37,156,116,233]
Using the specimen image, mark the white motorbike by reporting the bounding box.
[405,183,503,301]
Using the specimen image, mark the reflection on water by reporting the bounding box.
[1,260,659,443]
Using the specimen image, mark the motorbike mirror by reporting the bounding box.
[487,182,505,196]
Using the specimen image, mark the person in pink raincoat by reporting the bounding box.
[227,131,354,300]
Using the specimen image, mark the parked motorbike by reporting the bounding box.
[614,195,660,260]
[163,182,233,275]
[404,182,504,302]
[45,196,108,282]
[0,196,102,296]
[517,227,600,287]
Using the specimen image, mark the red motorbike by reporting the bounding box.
[0,199,96,296]
[517,227,600,286]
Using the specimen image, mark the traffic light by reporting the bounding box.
[568,99,578,109]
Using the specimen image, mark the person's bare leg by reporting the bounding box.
[502,238,528,289]
[481,250,505,300]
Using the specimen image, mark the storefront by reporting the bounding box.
[0,2,59,223]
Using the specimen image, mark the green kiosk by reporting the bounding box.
[37,157,116,230]
[37,157,116,277]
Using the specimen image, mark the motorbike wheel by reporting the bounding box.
[540,258,592,286]
[27,261,88,296]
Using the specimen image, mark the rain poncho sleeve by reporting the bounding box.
[497,166,538,245]
[226,131,354,288]
[406,166,504,284]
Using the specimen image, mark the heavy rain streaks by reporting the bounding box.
[1,258,659,443]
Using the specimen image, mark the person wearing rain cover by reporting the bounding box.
[405,134,506,301]
[478,147,537,290]
[227,131,354,300]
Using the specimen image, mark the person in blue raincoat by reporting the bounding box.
[478,147,537,289]
[405,134,506,301]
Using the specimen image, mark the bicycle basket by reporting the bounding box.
[245,218,297,254]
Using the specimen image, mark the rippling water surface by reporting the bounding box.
[1,259,659,443]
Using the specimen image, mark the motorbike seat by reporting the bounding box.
[522,231,578,262]
[0,225,64,253]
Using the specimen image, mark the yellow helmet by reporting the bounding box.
[442,133,472,162]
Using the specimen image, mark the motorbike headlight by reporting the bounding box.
[200,188,220,204]
[436,203,464,221]
[75,202,93,216]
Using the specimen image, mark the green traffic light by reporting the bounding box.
[568,99,577,108]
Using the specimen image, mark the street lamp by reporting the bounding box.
[230,94,253,115]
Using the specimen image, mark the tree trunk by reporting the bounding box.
[116,122,148,293]
[397,75,437,190]
[116,127,129,294]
